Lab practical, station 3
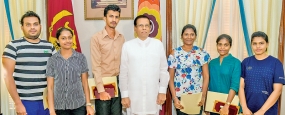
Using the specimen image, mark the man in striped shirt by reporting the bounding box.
[2,11,56,115]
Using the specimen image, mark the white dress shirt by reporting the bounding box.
[119,37,170,115]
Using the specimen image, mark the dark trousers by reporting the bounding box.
[176,108,202,115]
[95,78,122,115]
[55,105,86,115]
[176,97,202,115]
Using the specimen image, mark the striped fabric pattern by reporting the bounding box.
[46,50,89,109]
[2,38,56,100]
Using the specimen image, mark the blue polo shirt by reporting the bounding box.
[241,55,285,115]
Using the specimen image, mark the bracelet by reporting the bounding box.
[86,103,92,106]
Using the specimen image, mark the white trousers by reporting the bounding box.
[125,105,161,115]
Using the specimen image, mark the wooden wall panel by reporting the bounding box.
[278,0,285,64]
[278,1,285,115]
[165,0,172,115]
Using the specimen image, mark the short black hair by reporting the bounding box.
[19,11,41,26]
[134,15,151,26]
[181,24,197,36]
[56,27,73,47]
[104,4,121,17]
[251,31,269,43]
[216,34,232,46]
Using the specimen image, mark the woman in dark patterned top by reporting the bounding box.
[46,27,95,115]
[239,31,284,115]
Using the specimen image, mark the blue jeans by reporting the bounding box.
[22,100,49,115]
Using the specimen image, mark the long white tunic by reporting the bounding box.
[119,37,170,115]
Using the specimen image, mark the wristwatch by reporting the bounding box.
[225,102,231,105]
[86,103,92,106]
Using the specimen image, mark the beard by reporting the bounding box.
[25,32,41,40]
[108,22,117,29]
[26,35,40,39]
[108,25,116,29]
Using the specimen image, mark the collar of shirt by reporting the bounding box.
[21,37,42,44]
[220,53,233,60]
[136,37,151,47]
[54,49,79,59]
[102,28,122,40]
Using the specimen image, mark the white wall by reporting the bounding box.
[72,0,166,76]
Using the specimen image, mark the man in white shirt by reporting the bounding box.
[119,15,170,115]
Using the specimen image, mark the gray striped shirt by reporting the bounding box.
[2,38,56,100]
[46,50,89,109]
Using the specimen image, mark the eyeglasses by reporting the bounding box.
[137,24,151,28]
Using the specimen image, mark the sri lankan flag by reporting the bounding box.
[47,0,81,52]
[137,0,162,41]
